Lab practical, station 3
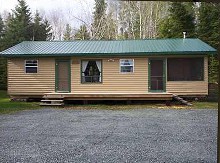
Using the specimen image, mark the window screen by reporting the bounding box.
[120,59,134,73]
[167,58,204,81]
[25,60,38,73]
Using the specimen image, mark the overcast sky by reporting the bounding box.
[0,0,95,28]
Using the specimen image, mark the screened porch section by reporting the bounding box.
[167,58,204,81]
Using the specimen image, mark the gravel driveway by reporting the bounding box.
[0,108,217,163]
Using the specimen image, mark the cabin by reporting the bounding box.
[0,38,217,104]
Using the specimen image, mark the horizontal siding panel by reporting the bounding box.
[71,57,149,93]
[8,56,208,96]
[8,58,55,95]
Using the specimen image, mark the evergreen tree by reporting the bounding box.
[0,57,7,90]
[158,2,195,38]
[197,2,220,83]
[0,15,4,39]
[31,11,52,41]
[0,15,7,90]
[3,0,32,48]
[63,24,73,40]
[74,25,90,40]
[91,0,107,40]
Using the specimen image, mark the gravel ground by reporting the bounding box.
[0,108,217,163]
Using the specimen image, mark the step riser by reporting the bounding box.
[40,96,64,106]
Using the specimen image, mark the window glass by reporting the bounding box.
[167,58,204,81]
[25,60,38,73]
[81,60,102,83]
[120,59,134,73]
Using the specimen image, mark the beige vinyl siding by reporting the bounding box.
[71,57,149,93]
[8,58,55,95]
[7,56,208,96]
[166,56,208,95]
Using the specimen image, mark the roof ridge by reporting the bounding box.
[21,38,198,43]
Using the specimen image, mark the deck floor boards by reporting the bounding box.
[43,93,173,101]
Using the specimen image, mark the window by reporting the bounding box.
[25,60,38,73]
[81,60,102,83]
[167,58,204,81]
[120,59,134,73]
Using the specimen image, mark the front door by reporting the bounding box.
[149,59,166,92]
[55,60,71,92]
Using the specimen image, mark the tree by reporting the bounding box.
[0,15,7,90]
[158,2,195,38]
[31,11,52,41]
[48,10,66,40]
[3,0,32,48]
[118,1,169,39]
[74,24,90,40]
[63,24,73,40]
[105,1,117,40]
[0,15,4,39]
[197,2,220,83]
[91,0,107,40]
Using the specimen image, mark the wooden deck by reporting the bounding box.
[43,92,173,101]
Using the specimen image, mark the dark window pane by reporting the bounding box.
[26,67,37,73]
[81,60,102,83]
[167,58,204,81]
[121,66,133,72]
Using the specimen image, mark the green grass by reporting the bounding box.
[0,90,40,114]
[191,101,218,109]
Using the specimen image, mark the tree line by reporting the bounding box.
[0,0,219,89]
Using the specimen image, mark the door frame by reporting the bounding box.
[148,58,166,92]
[55,59,71,93]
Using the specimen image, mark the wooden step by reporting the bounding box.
[40,98,64,106]
[40,103,64,106]
[41,100,64,102]
[43,95,64,99]
[172,94,192,106]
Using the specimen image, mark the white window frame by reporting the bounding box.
[25,60,38,74]
[119,59,134,73]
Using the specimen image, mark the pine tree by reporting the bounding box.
[91,0,107,40]
[0,57,7,90]
[74,25,90,40]
[158,2,195,38]
[0,15,7,90]
[197,2,220,83]
[31,11,52,41]
[3,0,32,48]
[0,15,4,39]
[63,24,73,40]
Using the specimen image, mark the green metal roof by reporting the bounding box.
[0,38,217,57]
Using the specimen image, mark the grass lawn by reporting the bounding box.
[0,90,218,114]
[0,90,40,114]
